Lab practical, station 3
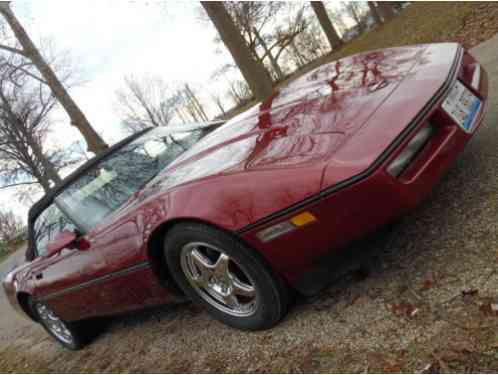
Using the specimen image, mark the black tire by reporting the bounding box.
[30,299,92,350]
[164,222,290,331]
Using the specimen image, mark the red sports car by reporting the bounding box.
[3,43,488,349]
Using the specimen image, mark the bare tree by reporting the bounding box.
[310,2,343,51]
[0,2,108,154]
[342,1,368,32]
[0,209,24,243]
[287,22,327,68]
[224,2,286,80]
[213,2,308,82]
[201,2,273,101]
[182,83,209,122]
[115,75,181,134]
[210,64,253,107]
[376,1,396,22]
[210,92,226,117]
[0,55,81,192]
[221,2,285,57]
[368,2,382,25]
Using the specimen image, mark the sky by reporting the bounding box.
[2,0,234,219]
[14,0,233,144]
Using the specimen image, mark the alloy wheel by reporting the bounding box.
[35,302,74,345]
[180,241,258,317]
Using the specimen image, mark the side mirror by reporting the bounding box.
[45,230,77,257]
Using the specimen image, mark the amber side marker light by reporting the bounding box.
[256,211,317,242]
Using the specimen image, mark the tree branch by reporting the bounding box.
[9,63,47,84]
[0,43,28,58]
[0,181,38,189]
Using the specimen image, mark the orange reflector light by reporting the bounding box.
[290,211,317,227]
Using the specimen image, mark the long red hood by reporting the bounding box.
[150,44,458,196]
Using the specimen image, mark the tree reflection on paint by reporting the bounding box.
[55,127,210,231]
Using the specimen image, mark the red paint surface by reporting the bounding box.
[3,44,489,322]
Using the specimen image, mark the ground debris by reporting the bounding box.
[390,302,419,318]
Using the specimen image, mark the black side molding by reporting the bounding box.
[37,261,150,302]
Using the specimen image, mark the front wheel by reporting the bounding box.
[164,223,289,331]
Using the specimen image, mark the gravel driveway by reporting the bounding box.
[1,36,497,373]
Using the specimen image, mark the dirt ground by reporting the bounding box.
[1,18,498,375]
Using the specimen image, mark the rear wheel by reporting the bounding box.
[164,223,289,330]
[33,301,88,350]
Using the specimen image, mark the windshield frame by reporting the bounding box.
[55,123,225,231]
[27,122,224,259]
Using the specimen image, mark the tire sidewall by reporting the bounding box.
[31,300,84,350]
[164,223,287,331]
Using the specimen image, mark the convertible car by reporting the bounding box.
[3,43,488,349]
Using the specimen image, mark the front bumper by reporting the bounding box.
[2,271,29,320]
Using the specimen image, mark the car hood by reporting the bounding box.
[145,44,448,196]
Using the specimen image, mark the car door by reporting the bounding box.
[77,207,172,317]
[31,203,108,321]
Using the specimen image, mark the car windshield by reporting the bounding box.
[54,126,211,232]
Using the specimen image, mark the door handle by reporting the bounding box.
[35,273,43,280]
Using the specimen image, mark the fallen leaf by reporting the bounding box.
[419,362,438,374]
[391,302,418,318]
[480,302,498,316]
[461,289,479,297]
[420,279,434,291]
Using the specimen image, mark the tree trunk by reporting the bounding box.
[253,27,284,82]
[201,2,273,101]
[184,84,208,122]
[349,3,365,32]
[175,108,188,124]
[29,136,62,187]
[368,2,382,25]
[213,98,226,116]
[376,1,395,22]
[31,168,51,192]
[310,2,343,51]
[0,3,108,154]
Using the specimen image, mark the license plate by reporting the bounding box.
[442,80,481,132]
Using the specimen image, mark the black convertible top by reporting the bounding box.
[25,128,151,260]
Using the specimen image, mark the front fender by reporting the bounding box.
[2,270,30,320]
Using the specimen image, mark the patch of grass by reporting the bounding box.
[0,239,25,264]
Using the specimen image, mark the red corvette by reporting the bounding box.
[3,43,488,349]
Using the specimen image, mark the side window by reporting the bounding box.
[33,204,76,257]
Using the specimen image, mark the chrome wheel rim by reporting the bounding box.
[180,242,258,317]
[35,302,74,345]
